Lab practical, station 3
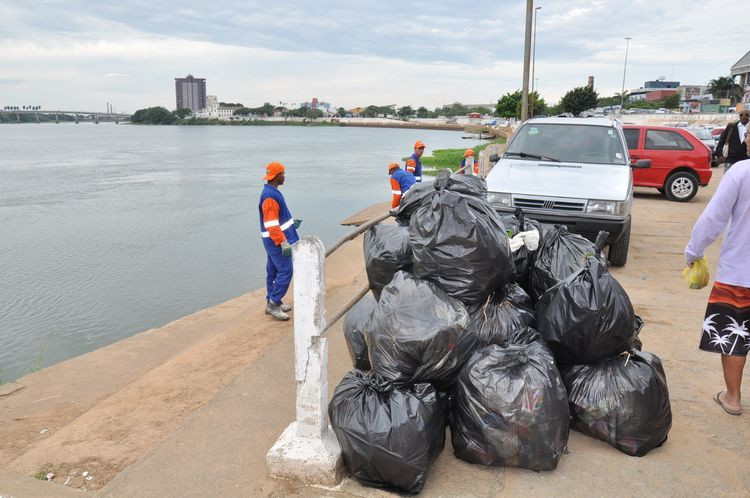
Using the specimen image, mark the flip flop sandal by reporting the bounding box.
[714,391,742,416]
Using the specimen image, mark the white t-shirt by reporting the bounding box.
[738,121,748,143]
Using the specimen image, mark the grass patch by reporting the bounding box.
[408,138,506,175]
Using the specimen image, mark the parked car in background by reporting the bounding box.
[686,127,719,166]
[486,117,651,266]
[709,126,725,144]
[623,125,712,202]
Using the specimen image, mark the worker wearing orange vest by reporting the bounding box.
[459,149,478,175]
[405,140,425,182]
[388,162,416,208]
[258,162,301,321]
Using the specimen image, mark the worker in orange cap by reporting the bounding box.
[388,162,416,208]
[459,149,477,175]
[259,162,301,321]
[405,140,425,182]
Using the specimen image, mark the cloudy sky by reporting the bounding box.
[1,0,746,113]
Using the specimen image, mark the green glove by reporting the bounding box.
[281,241,292,257]
[294,219,302,229]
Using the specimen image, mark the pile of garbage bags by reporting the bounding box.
[332,172,670,493]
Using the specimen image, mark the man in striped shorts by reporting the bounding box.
[685,135,750,415]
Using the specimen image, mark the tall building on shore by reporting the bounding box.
[175,74,207,112]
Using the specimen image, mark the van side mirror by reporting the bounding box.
[489,154,500,163]
[632,159,651,169]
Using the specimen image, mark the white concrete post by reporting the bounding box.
[266,236,342,485]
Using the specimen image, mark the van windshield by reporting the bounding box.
[504,123,628,165]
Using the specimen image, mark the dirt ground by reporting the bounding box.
[1,169,749,497]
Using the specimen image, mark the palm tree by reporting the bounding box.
[702,313,719,338]
[723,317,749,355]
[707,76,742,103]
[709,331,732,354]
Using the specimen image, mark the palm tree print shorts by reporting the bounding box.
[700,281,750,356]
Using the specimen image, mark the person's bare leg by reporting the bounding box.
[719,354,746,412]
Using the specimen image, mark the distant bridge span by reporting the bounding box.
[0,109,132,123]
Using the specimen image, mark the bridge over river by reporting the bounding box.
[0,109,131,123]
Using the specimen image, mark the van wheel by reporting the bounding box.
[608,220,630,267]
[665,172,698,202]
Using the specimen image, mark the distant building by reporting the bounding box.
[175,74,207,112]
[645,89,677,102]
[627,89,648,102]
[731,51,750,106]
[644,80,679,89]
[587,76,594,89]
[677,85,708,101]
[205,95,218,110]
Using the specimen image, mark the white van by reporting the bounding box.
[485,117,651,266]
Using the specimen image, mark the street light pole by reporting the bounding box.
[620,37,632,113]
[521,0,534,121]
[530,6,542,118]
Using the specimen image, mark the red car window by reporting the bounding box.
[644,130,693,150]
[624,128,640,149]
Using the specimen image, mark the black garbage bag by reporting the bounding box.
[500,209,544,295]
[531,226,607,300]
[363,224,413,300]
[343,292,377,370]
[369,271,475,389]
[451,342,570,471]
[392,171,486,226]
[329,370,447,493]
[536,257,636,365]
[392,181,435,226]
[563,350,672,457]
[630,315,644,351]
[410,183,514,305]
[467,283,537,347]
[445,172,487,197]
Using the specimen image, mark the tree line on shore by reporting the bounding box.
[129,73,743,124]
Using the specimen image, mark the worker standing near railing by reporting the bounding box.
[388,162,416,208]
[459,149,476,175]
[259,162,302,321]
[405,140,425,182]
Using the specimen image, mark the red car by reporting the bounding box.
[623,125,713,202]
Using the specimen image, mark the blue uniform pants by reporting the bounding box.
[264,241,293,304]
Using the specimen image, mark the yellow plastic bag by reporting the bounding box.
[683,257,709,289]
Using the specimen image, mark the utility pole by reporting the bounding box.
[620,37,632,112]
[521,0,534,121]
[530,5,542,118]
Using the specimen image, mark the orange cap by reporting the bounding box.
[263,161,285,181]
[414,140,426,149]
[464,149,475,157]
[388,162,399,172]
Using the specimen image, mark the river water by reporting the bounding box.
[0,124,481,383]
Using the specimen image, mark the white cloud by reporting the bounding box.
[0,0,747,111]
